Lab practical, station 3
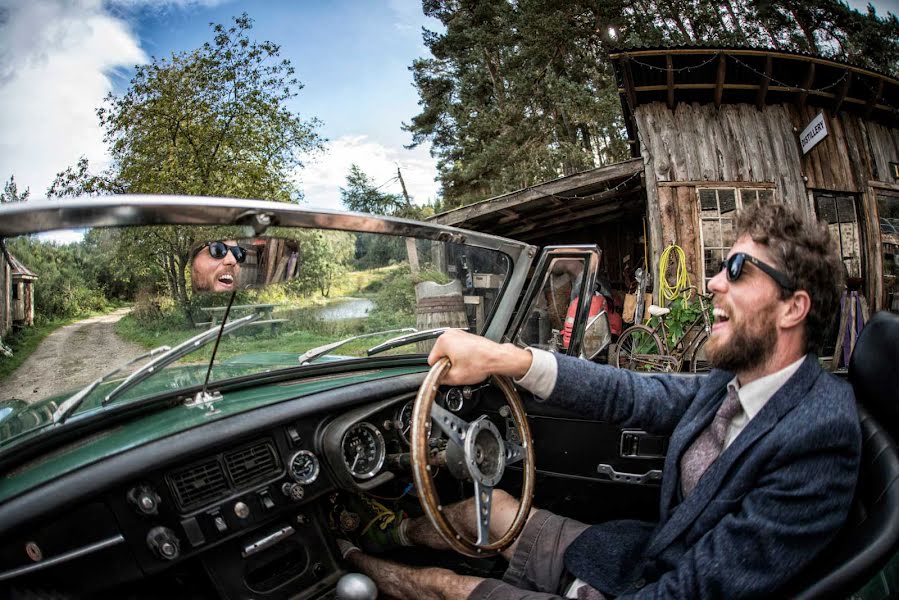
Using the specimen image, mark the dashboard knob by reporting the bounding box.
[234,501,251,519]
[146,526,180,561]
[127,484,161,516]
[282,482,305,501]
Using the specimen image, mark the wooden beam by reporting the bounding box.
[865,78,884,119]
[501,200,636,240]
[756,54,772,110]
[666,54,675,109]
[430,158,643,226]
[622,56,638,110]
[714,53,727,108]
[832,70,852,115]
[798,62,815,108]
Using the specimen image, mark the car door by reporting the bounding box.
[501,245,668,524]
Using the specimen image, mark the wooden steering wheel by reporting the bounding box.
[410,357,536,557]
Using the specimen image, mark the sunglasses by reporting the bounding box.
[719,252,795,292]
[202,241,247,263]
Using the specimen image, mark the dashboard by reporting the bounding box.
[0,372,497,599]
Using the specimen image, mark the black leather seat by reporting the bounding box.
[787,311,899,598]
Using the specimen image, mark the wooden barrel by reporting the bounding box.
[415,280,469,352]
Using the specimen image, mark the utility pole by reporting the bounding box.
[397,164,420,275]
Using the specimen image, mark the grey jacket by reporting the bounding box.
[550,354,860,599]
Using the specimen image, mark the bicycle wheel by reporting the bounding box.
[689,332,711,373]
[614,325,666,372]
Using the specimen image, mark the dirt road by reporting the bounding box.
[0,308,146,403]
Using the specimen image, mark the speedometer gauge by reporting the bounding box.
[342,422,386,480]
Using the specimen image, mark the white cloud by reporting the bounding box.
[0,0,146,197]
[299,135,440,212]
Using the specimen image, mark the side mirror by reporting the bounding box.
[582,311,612,360]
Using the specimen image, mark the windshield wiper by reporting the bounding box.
[365,327,468,357]
[50,315,260,424]
[53,345,173,424]
[297,328,416,365]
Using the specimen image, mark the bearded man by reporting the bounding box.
[340,202,861,599]
[190,240,245,293]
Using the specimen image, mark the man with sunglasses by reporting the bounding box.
[341,202,860,600]
[189,240,246,293]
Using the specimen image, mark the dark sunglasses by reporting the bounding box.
[202,241,247,263]
[719,252,795,292]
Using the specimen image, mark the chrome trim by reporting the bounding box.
[0,195,529,255]
[342,422,386,480]
[288,450,320,485]
[0,534,125,581]
[242,525,295,558]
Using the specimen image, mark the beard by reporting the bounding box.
[705,300,778,372]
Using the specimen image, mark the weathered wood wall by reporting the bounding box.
[0,260,9,335]
[637,101,899,310]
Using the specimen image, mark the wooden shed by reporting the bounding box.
[432,46,899,319]
[6,253,37,328]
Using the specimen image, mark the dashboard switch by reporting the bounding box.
[212,513,228,533]
[180,517,205,547]
[259,491,276,510]
[286,426,302,445]
[127,484,161,516]
[282,482,305,501]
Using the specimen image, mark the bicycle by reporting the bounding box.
[614,287,713,373]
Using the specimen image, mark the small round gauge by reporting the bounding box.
[288,450,320,484]
[394,400,415,444]
[342,422,386,480]
[445,387,464,412]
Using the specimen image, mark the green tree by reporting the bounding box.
[47,14,324,317]
[407,0,898,209]
[292,230,355,297]
[1,176,30,203]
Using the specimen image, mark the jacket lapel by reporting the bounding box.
[658,369,733,519]
[648,355,822,557]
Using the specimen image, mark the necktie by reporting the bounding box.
[680,385,743,497]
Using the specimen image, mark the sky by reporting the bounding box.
[1,0,897,234]
[0,0,443,218]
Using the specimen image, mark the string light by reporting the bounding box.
[726,53,850,94]
[628,52,721,74]
[546,170,643,201]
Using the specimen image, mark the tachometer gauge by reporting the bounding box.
[444,387,464,411]
[342,422,386,480]
[288,450,320,484]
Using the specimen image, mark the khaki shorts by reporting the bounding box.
[468,509,590,600]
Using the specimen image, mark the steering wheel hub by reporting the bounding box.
[465,417,505,487]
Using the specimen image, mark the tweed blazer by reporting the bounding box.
[547,354,860,599]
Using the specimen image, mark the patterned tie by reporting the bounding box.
[680,385,744,497]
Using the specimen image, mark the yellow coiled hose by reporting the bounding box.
[658,244,691,305]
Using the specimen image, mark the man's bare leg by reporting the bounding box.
[345,551,483,600]
[343,489,534,600]
[402,488,531,561]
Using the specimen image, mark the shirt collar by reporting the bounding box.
[728,355,807,420]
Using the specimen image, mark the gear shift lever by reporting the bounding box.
[336,573,378,600]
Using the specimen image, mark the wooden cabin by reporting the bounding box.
[6,253,36,328]
[431,47,899,322]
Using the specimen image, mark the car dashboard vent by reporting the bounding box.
[168,459,229,511]
[224,441,281,489]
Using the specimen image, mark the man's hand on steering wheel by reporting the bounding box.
[427,329,533,386]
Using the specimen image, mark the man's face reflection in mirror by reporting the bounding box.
[190,240,245,292]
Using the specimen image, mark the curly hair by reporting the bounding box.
[734,202,843,354]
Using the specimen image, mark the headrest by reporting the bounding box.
[849,311,899,436]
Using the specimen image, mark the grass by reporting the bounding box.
[114,264,419,365]
[0,304,126,381]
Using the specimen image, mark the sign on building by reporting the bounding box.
[799,113,828,155]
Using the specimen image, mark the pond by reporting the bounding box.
[312,297,374,320]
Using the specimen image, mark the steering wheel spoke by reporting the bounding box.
[431,402,471,448]
[474,482,494,545]
[504,439,526,466]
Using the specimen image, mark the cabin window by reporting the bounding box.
[876,192,899,313]
[814,192,862,281]
[11,283,19,300]
[698,186,776,291]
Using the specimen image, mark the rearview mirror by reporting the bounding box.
[190,237,299,292]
